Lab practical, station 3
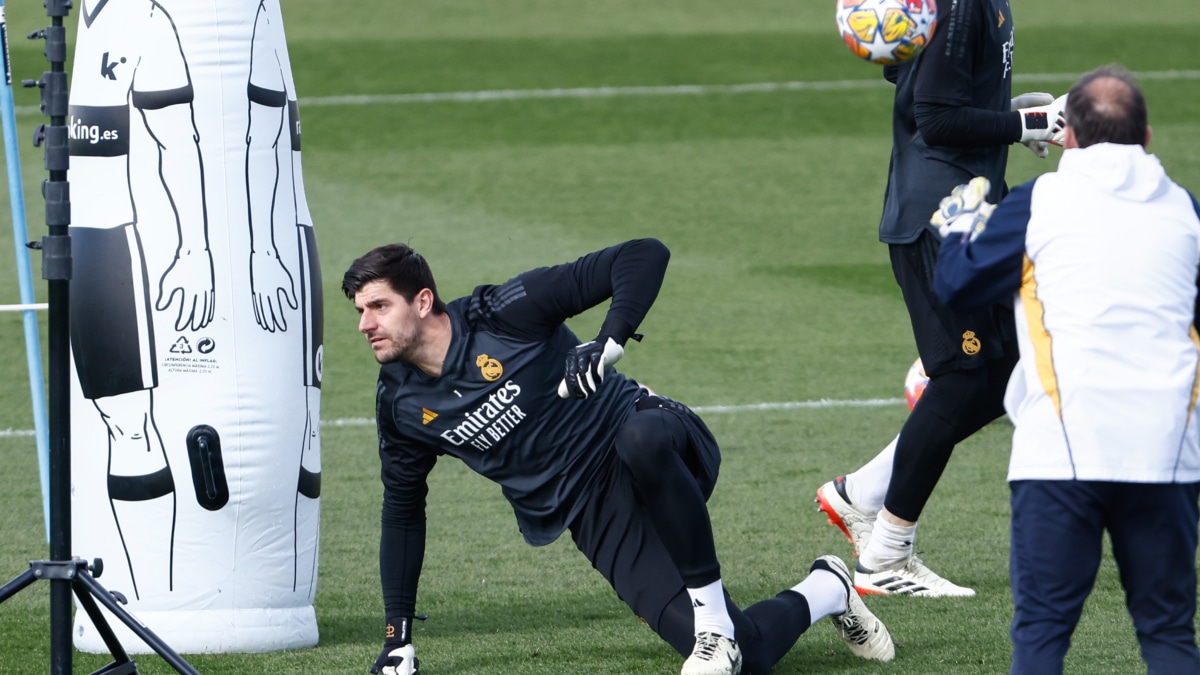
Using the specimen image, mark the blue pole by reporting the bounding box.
[0,0,52,540]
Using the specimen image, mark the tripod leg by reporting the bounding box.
[0,568,38,603]
[72,579,132,665]
[73,572,200,675]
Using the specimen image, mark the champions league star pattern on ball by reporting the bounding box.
[836,0,938,66]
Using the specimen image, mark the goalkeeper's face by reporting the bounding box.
[354,280,428,365]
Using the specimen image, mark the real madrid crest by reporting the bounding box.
[961,330,981,355]
[476,354,503,381]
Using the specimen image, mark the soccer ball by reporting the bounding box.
[836,0,938,66]
[904,357,928,410]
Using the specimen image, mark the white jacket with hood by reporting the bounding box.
[934,142,1200,483]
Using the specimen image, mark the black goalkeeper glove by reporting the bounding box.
[557,336,624,400]
[370,617,419,675]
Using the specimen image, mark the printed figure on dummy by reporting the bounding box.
[245,0,324,593]
[69,0,214,600]
[67,0,322,653]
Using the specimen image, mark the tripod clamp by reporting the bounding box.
[23,9,71,271]
[30,558,104,582]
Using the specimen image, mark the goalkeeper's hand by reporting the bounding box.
[1011,92,1055,158]
[1017,93,1068,146]
[371,643,419,675]
[931,176,995,242]
[371,617,418,675]
[557,336,623,399]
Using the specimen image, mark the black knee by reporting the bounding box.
[919,362,1007,433]
[615,402,720,500]
[614,408,686,481]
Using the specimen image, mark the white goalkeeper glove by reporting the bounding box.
[1011,92,1055,158]
[931,176,995,242]
[371,643,419,675]
[557,336,624,399]
[1017,93,1068,147]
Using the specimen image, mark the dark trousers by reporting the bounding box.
[885,353,1015,520]
[1009,479,1200,675]
[885,232,1018,521]
[569,397,813,674]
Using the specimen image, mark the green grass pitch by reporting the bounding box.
[0,0,1197,672]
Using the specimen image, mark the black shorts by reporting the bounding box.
[890,230,1015,378]
[567,397,720,632]
[70,225,157,399]
[297,225,324,388]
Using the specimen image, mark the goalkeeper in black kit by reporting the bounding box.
[343,239,894,675]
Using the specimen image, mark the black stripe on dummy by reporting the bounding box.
[288,99,302,151]
[248,83,286,108]
[108,466,174,502]
[68,104,130,157]
[298,468,321,499]
[131,84,194,111]
[300,225,324,387]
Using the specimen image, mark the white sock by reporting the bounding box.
[859,518,916,572]
[791,569,848,621]
[687,580,735,638]
[845,434,897,513]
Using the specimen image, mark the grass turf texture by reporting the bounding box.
[0,0,1196,672]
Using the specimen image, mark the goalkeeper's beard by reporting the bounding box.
[370,324,425,365]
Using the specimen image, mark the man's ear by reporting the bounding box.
[416,287,435,317]
[1062,126,1078,150]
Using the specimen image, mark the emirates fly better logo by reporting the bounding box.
[439,381,526,452]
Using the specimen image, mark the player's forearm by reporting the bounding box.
[913,101,1022,147]
[596,238,669,344]
[380,518,426,619]
[163,163,210,251]
[144,107,211,250]
[245,99,288,250]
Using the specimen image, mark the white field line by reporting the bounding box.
[0,397,906,438]
[299,79,896,107]
[320,397,907,430]
[0,393,902,437]
[15,70,1198,116]
[691,397,904,413]
[0,428,36,438]
[294,69,1200,107]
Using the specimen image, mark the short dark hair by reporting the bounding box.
[341,243,447,313]
[1065,64,1147,148]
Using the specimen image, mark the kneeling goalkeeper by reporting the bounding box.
[343,238,894,675]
